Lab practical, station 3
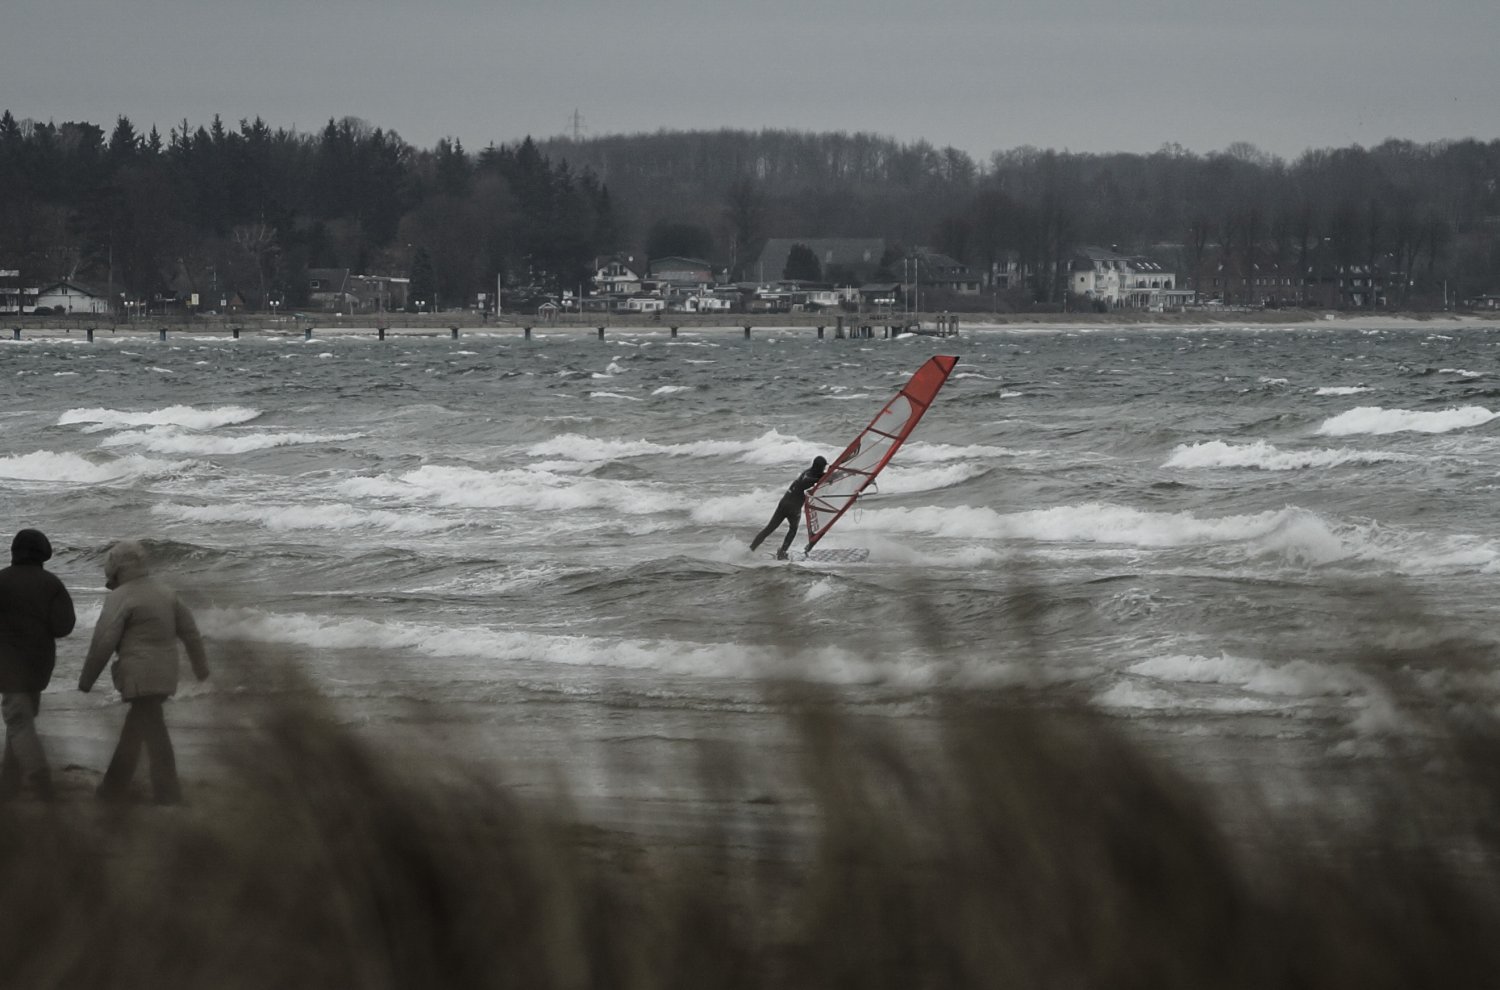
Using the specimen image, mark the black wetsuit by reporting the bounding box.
[750,465,825,557]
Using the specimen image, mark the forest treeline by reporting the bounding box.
[2,109,1498,312]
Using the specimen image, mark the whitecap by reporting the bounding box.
[151,501,451,533]
[339,464,665,515]
[1316,405,1497,436]
[101,426,363,456]
[58,404,261,431]
[1164,440,1404,471]
[0,450,189,484]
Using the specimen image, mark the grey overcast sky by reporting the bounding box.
[4,0,1497,160]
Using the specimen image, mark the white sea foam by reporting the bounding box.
[0,450,189,484]
[846,502,1372,566]
[588,391,641,401]
[1316,405,1497,436]
[876,462,989,492]
[851,501,1305,548]
[340,464,664,515]
[1126,653,1365,697]
[152,501,452,533]
[651,385,692,395]
[198,606,913,685]
[1440,368,1481,378]
[527,430,1008,468]
[58,404,261,431]
[1093,681,1284,714]
[101,426,362,456]
[528,430,808,464]
[1164,440,1404,471]
[1314,386,1371,396]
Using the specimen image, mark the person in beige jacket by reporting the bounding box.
[78,540,208,804]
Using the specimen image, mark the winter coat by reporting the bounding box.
[0,529,76,693]
[79,541,208,700]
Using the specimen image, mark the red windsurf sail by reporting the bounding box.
[803,354,958,551]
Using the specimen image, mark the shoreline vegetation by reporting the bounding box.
[7,593,1500,985]
[3,115,1497,324]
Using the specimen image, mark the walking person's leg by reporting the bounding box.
[97,699,149,801]
[138,698,181,804]
[1,692,49,798]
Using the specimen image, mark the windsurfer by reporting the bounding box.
[750,456,827,559]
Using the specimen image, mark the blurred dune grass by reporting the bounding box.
[3,585,1500,988]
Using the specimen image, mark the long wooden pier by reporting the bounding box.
[3,312,963,342]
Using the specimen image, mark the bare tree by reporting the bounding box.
[232,222,277,309]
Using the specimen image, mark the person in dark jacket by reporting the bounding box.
[750,455,828,559]
[79,539,208,805]
[0,528,76,800]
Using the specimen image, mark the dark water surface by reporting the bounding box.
[4,322,1498,825]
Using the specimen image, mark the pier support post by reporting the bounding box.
[304,327,312,341]
[377,327,386,341]
[450,325,459,340]
[523,326,532,340]
[232,327,240,339]
[836,316,844,339]
[11,328,19,340]
[597,326,605,340]
[86,328,94,342]
[744,326,752,339]
[159,328,167,341]
[670,326,678,338]
[817,325,824,339]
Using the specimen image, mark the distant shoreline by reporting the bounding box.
[2,308,1496,342]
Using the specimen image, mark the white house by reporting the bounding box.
[593,259,642,296]
[1069,247,1187,309]
[35,279,112,315]
[619,295,665,313]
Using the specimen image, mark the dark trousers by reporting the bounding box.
[98,695,181,803]
[750,496,801,555]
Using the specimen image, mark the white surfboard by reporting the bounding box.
[768,547,870,563]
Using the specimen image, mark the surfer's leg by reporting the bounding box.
[751,503,793,551]
[777,514,800,557]
[750,513,780,551]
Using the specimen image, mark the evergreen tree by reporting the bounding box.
[783,242,821,281]
[408,246,436,310]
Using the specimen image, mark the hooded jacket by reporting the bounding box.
[0,529,76,693]
[782,456,828,505]
[79,541,208,700]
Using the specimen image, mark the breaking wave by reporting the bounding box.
[58,404,262,432]
[1316,405,1498,436]
[1164,440,1406,471]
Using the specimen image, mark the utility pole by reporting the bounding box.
[570,109,584,141]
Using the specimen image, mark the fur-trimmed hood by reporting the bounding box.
[104,539,151,590]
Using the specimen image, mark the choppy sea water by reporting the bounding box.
[5,323,1500,823]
